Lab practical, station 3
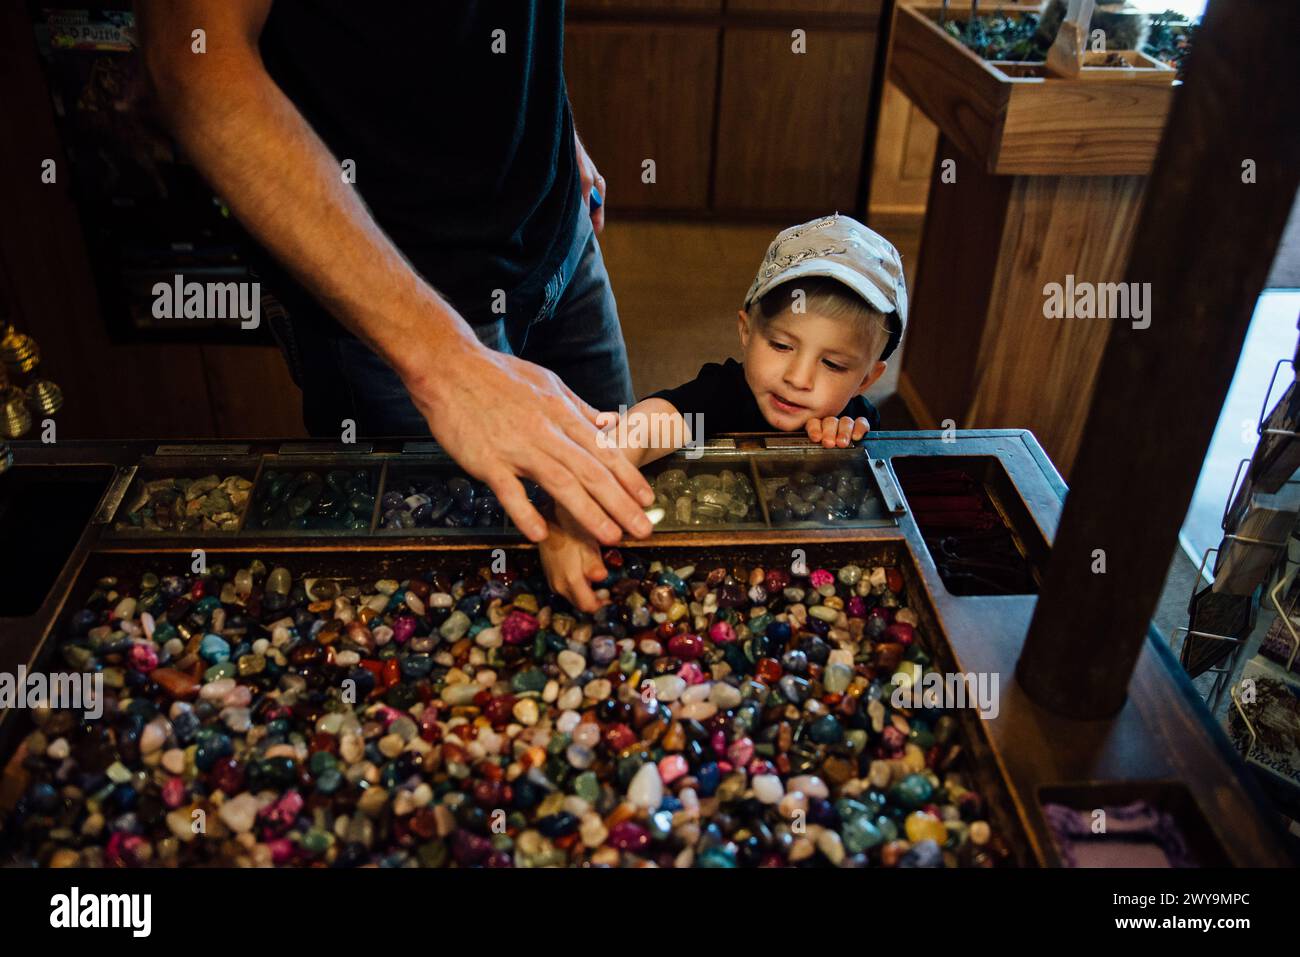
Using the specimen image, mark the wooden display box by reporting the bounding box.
[0,433,1291,865]
[890,4,1175,175]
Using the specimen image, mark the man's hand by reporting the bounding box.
[806,415,871,448]
[539,504,610,614]
[574,131,606,234]
[407,340,654,545]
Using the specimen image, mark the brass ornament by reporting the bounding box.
[25,379,63,416]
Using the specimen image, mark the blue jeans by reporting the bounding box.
[270,214,635,436]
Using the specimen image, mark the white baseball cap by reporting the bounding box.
[743,212,908,360]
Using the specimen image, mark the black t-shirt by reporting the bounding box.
[258,1,580,330]
[648,358,880,436]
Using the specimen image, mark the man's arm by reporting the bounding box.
[135,0,653,544]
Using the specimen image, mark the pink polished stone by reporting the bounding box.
[677,662,706,685]
[747,757,775,777]
[501,609,539,645]
[108,832,148,867]
[391,615,417,644]
[267,838,295,865]
[711,730,728,756]
[607,821,651,852]
[658,754,689,785]
[809,569,834,589]
[846,596,868,618]
[129,643,159,673]
[727,737,754,766]
[882,725,906,750]
[708,621,737,645]
[884,622,914,646]
[717,760,734,774]
[260,790,304,836]
[161,776,186,808]
[667,634,703,660]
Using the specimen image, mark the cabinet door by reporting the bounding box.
[714,27,875,214]
[568,0,720,11]
[728,0,880,16]
[565,24,718,211]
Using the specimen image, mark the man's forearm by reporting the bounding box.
[141,28,476,389]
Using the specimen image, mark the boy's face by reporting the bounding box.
[738,307,887,432]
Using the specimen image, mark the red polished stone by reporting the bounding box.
[755,658,782,684]
[603,723,637,751]
[884,622,914,646]
[472,778,503,808]
[418,709,442,743]
[483,694,516,726]
[607,821,651,851]
[765,569,790,594]
[150,667,199,700]
[667,634,703,660]
[885,568,904,594]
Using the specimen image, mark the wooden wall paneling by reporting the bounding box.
[0,1,215,441]
[714,26,875,214]
[199,345,307,439]
[565,24,719,211]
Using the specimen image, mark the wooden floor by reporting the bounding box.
[599,212,922,426]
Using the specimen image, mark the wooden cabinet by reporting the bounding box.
[568,0,721,12]
[564,1,886,217]
[714,26,875,214]
[565,24,719,211]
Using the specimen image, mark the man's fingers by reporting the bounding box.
[544,439,652,541]
[555,419,655,522]
[852,417,871,441]
[532,456,623,545]
[837,416,854,447]
[806,417,823,441]
[485,472,548,542]
[821,416,839,448]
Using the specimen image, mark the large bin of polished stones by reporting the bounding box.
[0,536,1026,868]
[0,432,1272,867]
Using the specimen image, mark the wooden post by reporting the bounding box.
[1015,0,1300,719]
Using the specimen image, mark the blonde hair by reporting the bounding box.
[748,277,892,360]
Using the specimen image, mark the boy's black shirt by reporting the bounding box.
[648,358,880,436]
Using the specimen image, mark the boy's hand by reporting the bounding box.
[806,415,871,448]
[539,504,610,614]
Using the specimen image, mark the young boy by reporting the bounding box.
[541,212,908,610]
